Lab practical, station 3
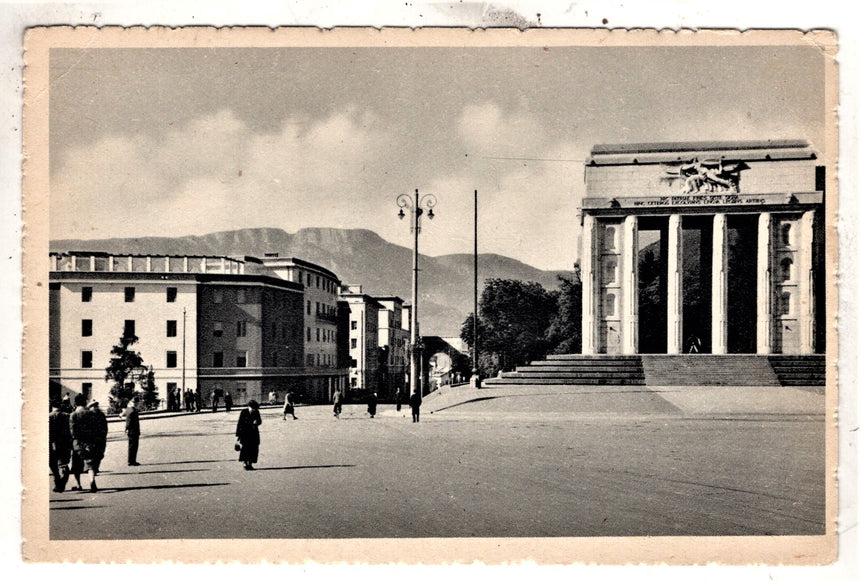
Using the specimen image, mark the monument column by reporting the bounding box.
[581,213,598,355]
[667,214,683,354]
[621,215,639,354]
[798,209,816,354]
[711,213,728,354]
[756,212,773,354]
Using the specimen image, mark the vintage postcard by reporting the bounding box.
[22,27,838,564]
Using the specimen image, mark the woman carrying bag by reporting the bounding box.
[235,400,262,470]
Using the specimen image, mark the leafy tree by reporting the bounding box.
[546,267,583,354]
[461,279,557,376]
[105,333,145,413]
[141,365,160,411]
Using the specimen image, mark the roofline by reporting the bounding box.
[590,139,812,156]
[258,256,340,282]
[48,270,304,292]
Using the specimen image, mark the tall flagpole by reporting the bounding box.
[471,189,481,388]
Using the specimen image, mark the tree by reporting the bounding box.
[141,365,160,411]
[105,333,145,413]
[461,279,557,377]
[545,267,583,354]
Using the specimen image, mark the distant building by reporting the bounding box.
[375,296,408,400]
[49,251,349,408]
[259,255,348,401]
[339,285,381,395]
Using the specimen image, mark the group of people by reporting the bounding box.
[49,394,109,493]
[50,387,427,487]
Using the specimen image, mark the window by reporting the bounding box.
[81,287,92,302]
[307,327,311,341]
[213,352,224,367]
[81,319,93,337]
[236,321,247,337]
[124,287,135,302]
[298,271,303,284]
[316,276,320,288]
[351,338,357,349]
[166,320,177,337]
[307,354,315,366]
[213,288,223,303]
[236,351,247,368]
[236,288,246,304]
[124,319,136,338]
[81,351,93,368]
[316,328,320,341]
[306,301,311,315]
[213,321,223,337]
[351,321,358,330]
[166,287,177,302]
[166,351,178,368]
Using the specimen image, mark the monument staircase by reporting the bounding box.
[482,354,826,387]
[767,355,826,386]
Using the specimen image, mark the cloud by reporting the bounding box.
[51,107,396,239]
[457,101,545,157]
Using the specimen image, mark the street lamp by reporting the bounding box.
[397,188,437,397]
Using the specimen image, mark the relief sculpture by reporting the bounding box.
[662,158,746,194]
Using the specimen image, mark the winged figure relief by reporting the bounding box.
[661,158,745,194]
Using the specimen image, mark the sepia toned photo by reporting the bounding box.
[21,27,838,564]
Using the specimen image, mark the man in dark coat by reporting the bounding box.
[224,392,233,413]
[235,400,262,470]
[69,397,107,492]
[409,392,422,423]
[367,392,378,418]
[49,400,72,492]
[120,400,141,466]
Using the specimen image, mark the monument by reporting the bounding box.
[580,140,825,356]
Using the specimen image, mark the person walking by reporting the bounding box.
[60,392,73,414]
[395,389,402,412]
[224,392,233,413]
[235,400,262,470]
[48,399,72,492]
[332,389,342,419]
[282,391,297,420]
[70,397,106,492]
[211,390,220,413]
[119,400,141,466]
[366,392,378,419]
[195,390,202,413]
[409,392,422,423]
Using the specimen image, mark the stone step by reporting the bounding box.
[482,377,646,386]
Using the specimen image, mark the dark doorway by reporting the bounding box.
[727,215,758,353]
[682,216,712,353]
[638,217,667,353]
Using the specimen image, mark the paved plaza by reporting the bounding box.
[48,384,826,540]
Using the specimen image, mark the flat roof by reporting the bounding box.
[588,140,817,166]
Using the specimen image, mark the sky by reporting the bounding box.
[48,44,826,270]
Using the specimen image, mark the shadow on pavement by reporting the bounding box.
[109,468,212,476]
[139,459,233,466]
[253,464,355,471]
[98,482,231,494]
[51,505,105,511]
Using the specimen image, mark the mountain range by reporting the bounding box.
[50,227,575,336]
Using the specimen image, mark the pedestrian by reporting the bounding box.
[395,388,402,412]
[195,390,202,413]
[69,397,107,492]
[332,389,342,419]
[185,389,193,412]
[119,400,141,466]
[211,390,220,413]
[60,392,73,414]
[48,399,72,493]
[367,391,378,418]
[409,391,422,423]
[282,391,297,420]
[224,392,233,413]
[235,400,262,470]
[268,390,277,406]
[686,333,701,354]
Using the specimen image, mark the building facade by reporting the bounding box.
[258,255,349,402]
[580,140,825,356]
[339,285,381,394]
[375,296,408,400]
[49,251,350,408]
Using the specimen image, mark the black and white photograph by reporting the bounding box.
[20,25,839,565]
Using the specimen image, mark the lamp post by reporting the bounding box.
[397,188,437,397]
[470,189,481,388]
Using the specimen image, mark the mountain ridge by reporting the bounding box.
[50,227,574,336]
